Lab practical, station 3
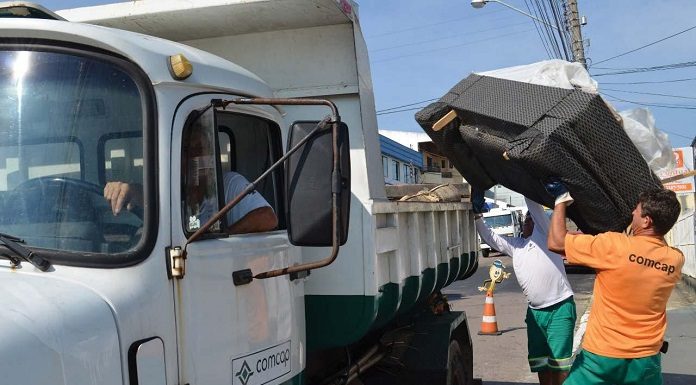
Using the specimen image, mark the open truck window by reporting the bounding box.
[181,109,284,235]
[0,47,153,265]
[216,111,283,224]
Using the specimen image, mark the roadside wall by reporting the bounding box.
[666,204,695,279]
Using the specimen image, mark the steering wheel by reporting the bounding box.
[1,177,146,253]
[4,176,104,225]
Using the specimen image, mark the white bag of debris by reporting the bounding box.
[476,59,598,93]
[619,108,675,174]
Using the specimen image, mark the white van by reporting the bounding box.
[479,206,524,257]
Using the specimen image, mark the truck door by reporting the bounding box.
[170,96,302,385]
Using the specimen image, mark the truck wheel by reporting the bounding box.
[446,340,472,385]
[481,249,490,258]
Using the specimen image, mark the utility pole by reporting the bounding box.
[566,0,587,68]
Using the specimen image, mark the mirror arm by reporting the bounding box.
[254,199,340,280]
[218,97,341,123]
[255,119,342,280]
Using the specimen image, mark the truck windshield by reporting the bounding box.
[483,214,512,228]
[0,48,147,256]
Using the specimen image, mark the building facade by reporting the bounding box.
[379,134,423,184]
[418,141,464,184]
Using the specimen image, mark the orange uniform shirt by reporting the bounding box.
[565,232,684,358]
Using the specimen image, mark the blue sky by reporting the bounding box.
[41,0,696,147]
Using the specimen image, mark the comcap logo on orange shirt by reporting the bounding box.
[628,253,676,275]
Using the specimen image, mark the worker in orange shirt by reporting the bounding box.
[546,184,684,385]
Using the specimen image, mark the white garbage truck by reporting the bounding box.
[0,2,479,384]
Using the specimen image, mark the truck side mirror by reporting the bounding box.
[286,121,350,246]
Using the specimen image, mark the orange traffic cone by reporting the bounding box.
[478,291,502,335]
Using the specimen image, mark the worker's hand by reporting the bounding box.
[545,179,574,206]
[104,181,143,216]
[471,188,489,214]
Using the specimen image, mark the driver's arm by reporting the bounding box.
[104,182,143,216]
[222,172,278,234]
[227,206,278,234]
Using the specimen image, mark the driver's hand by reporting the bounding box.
[104,182,142,216]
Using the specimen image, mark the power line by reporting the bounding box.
[601,92,696,111]
[534,0,563,58]
[365,8,506,39]
[597,95,696,141]
[376,106,427,116]
[557,0,575,60]
[540,0,567,59]
[592,60,696,76]
[654,130,693,140]
[372,28,536,64]
[525,0,553,59]
[377,98,439,113]
[592,24,696,66]
[601,77,696,85]
[591,65,648,70]
[550,0,571,59]
[602,88,696,101]
[546,0,571,61]
[531,0,555,56]
[371,21,529,53]
[591,64,694,71]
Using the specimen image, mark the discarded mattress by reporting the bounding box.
[415,74,662,234]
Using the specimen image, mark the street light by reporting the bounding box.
[471,0,588,68]
[470,0,560,31]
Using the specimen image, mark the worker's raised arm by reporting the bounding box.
[524,197,550,236]
[545,180,573,254]
[475,218,521,257]
[472,188,523,257]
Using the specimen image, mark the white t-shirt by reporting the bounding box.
[198,172,272,226]
[475,198,573,309]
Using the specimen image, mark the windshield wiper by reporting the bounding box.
[0,232,50,271]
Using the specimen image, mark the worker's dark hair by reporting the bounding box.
[638,188,681,235]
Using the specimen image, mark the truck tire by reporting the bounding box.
[446,340,472,385]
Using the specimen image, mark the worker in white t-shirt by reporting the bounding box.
[472,189,575,385]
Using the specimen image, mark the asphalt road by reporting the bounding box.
[445,253,696,384]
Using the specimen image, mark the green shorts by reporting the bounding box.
[564,350,662,385]
[525,296,576,372]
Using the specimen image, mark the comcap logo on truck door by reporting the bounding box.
[235,361,254,385]
[232,341,291,385]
